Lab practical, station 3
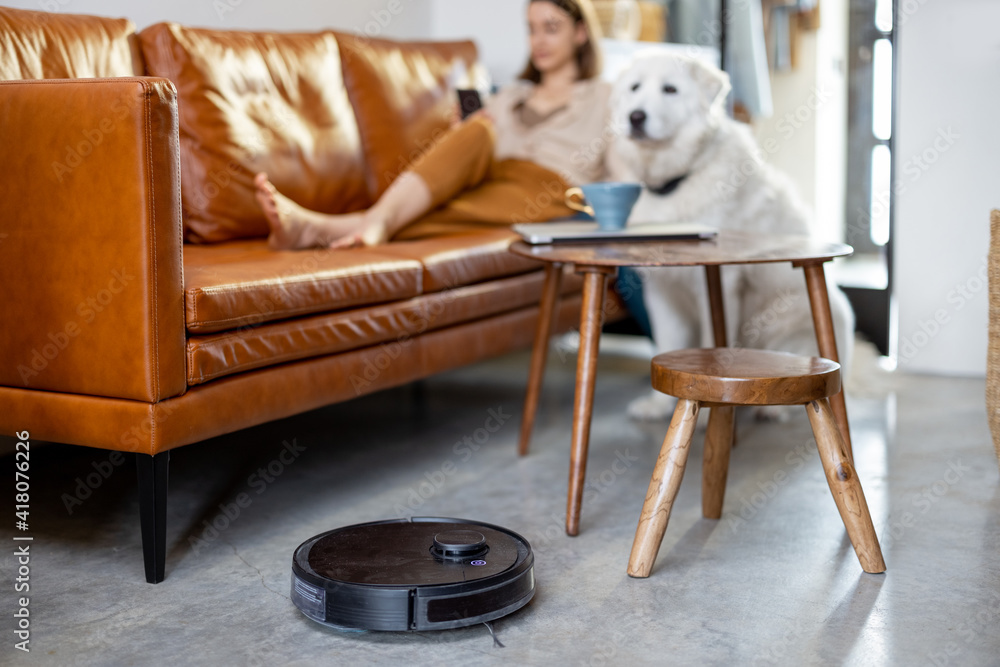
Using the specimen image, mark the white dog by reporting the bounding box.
[609,53,855,421]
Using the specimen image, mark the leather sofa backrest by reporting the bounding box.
[140,23,373,243]
[337,34,482,199]
[0,6,143,79]
[1,8,486,245]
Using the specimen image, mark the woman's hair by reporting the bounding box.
[518,0,604,82]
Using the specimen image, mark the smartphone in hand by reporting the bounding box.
[457,89,483,120]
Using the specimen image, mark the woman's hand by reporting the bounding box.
[466,108,493,124]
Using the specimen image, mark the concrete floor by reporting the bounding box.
[1,335,998,666]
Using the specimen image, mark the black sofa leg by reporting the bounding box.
[136,451,170,584]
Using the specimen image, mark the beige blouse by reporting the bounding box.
[487,77,612,187]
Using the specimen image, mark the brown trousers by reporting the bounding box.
[393,117,576,241]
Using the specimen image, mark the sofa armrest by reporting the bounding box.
[0,77,186,402]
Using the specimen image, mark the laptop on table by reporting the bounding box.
[513,220,717,245]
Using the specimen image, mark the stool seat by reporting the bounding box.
[651,348,841,406]
[629,347,885,579]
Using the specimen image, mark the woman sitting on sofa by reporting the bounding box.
[255,0,611,250]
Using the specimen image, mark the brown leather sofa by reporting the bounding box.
[0,7,595,583]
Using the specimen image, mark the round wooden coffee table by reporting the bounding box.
[509,230,854,536]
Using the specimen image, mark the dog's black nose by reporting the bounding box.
[629,110,647,129]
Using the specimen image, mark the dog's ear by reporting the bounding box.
[686,58,731,114]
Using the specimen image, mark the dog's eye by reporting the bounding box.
[631,82,640,92]
[662,85,678,94]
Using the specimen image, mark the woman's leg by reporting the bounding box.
[393,158,577,240]
[256,117,497,250]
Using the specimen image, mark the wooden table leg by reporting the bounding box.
[704,265,728,347]
[518,262,564,456]
[566,265,616,536]
[798,261,854,459]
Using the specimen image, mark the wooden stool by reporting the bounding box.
[628,348,886,578]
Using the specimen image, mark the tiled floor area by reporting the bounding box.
[1,335,998,665]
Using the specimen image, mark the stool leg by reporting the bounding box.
[806,399,886,574]
[702,406,734,519]
[628,399,700,578]
[705,266,737,452]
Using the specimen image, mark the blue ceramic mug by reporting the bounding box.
[565,182,642,231]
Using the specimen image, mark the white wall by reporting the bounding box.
[753,35,820,231]
[894,0,1000,376]
[813,0,849,245]
[3,0,433,37]
[428,0,527,85]
[752,1,848,244]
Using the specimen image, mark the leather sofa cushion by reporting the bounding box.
[375,230,541,292]
[183,232,542,333]
[0,7,142,79]
[139,24,370,243]
[183,242,423,333]
[186,269,583,385]
[337,33,483,199]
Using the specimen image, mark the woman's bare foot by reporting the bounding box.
[254,173,369,250]
[327,217,390,249]
[327,171,433,248]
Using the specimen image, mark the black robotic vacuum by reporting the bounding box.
[291,517,535,631]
